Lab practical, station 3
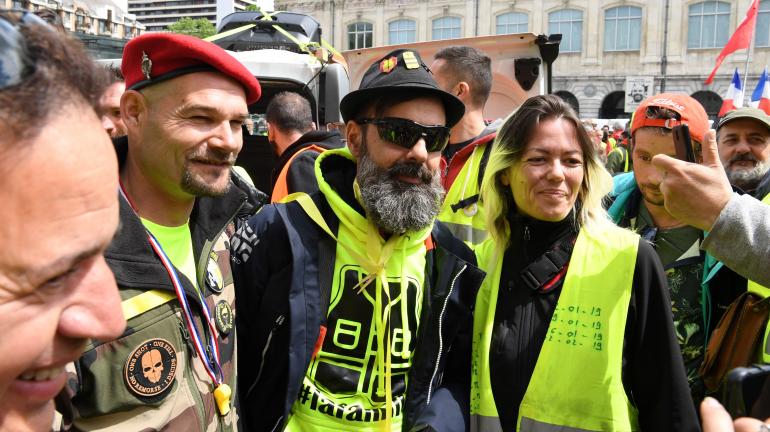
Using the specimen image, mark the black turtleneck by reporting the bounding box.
[487,211,700,432]
[489,212,577,430]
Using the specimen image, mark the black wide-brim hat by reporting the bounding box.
[340,49,465,128]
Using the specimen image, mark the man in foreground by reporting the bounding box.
[232,48,484,431]
[608,93,744,403]
[0,12,125,431]
[56,33,263,430]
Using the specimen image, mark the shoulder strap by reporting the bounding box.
[449,140,494,213]
[476,138,494,189]
[520,233,577,293]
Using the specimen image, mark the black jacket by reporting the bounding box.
[232,154,485,432]
[269,130,344,198]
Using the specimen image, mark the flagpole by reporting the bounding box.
[743,0,757,105]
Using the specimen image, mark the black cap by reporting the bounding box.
[339,49,465,127]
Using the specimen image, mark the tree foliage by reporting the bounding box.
[167,17,216,39]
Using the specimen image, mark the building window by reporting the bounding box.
[347,21,372,50]
[548,9,583,53]
[604,6,642,51]
[388,19,416,44]
[688,1,730,49]
[757,0,770,47]
[11,0,24,9]
[496,12,528,34]
[432,16,461,40]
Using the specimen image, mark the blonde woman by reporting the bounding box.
[470,95,698,431]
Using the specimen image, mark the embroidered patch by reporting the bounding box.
[215,300,234,335]
[124,338,177,398]
[402,51,419,70]
[206,251,224,293]
[380,56,398,73]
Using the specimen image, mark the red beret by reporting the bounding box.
[122,33,261,104]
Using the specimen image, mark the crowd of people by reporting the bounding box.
[2,8,770,432]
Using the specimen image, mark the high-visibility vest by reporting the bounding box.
[438,143,489,245]
[471,224,640,432]
[750,193,770,363]
[609,146,630,173]
[271,144,326,203]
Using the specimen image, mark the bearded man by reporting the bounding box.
[716,107,770,200]
[231,49,484,432]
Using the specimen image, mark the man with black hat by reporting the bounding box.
[55,33,265,431]
[717,107,770,200]
[231,48,484,432]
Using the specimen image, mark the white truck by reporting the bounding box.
[106,11,561,193]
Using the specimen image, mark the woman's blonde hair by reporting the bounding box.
[481,95,615,250]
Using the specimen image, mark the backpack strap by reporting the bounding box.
[449,139,494,213]
[520,233,577,293]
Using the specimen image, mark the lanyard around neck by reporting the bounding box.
[117,182,231,415]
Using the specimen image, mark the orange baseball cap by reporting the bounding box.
[630,93,709,143]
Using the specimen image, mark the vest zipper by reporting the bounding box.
[248,314,285,396]
[426,263,467,405]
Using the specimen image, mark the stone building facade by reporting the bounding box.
[5,0,145,58]
[5,0,144,39]
[275,0,770,121]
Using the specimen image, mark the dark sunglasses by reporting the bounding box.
[0,10,51,90]
[357,117,451,153]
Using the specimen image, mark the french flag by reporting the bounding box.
[718,69,745,118]
[751,67,770,115]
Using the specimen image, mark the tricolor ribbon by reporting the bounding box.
[118,183,231,415]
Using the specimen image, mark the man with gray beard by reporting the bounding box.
[231,49,485,432]
[717,108,770,199]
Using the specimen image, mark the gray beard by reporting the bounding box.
[726,160,770,192]
[356,146,444,234]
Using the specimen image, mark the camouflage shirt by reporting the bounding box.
[55,186,246,431]
[636,205,706,402]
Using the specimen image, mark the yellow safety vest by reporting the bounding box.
[471,224,640,432]
[438,143,488,245]
[750,193,770,363]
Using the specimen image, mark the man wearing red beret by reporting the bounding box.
[55,33,265,431]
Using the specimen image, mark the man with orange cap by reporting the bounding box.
[56,33,264,431]
[607,93,745,405]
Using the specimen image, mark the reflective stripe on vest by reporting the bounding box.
[610,147,630,173]
[471,225,640,432]
[271,145,327,203]
[438,144,488,245]
[750,193,770,362]
[121,289,176,321]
